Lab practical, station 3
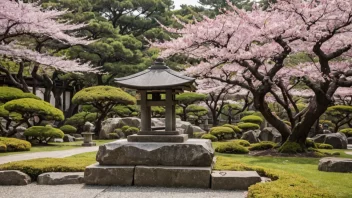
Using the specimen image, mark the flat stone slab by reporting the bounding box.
[211,171,261,190]
[96,139,214,166]
[84,163,134,185]
[127,134,188,142]
[134,166,211,188]
[318,157,352,173]
[37,172,84,185]
[0,170,31,185]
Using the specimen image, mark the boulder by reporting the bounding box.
[318,157,352,173]
[16,126,26,133]
[211,171,261,190]
[241,130,260,143]
[120,117,141,128]
[192,125,205,133]
[96,139,214,166]
[63,134,75,142]
[0,170,31,185]
[151,118,165,127]
[259,127,282,143]
[184,125,193,138]
[99,118,125,139]
[312,133,347,149]
[116,131,125,139]
[37,172,84,185]
[13,132,25,140]
[348,137,352,144]
[83,121,95,132]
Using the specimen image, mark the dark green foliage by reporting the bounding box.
[240,115,263,125]
[319,120,334,127]
[24,126,64,144]
[112,105,139,117]
[124,127,139,136]
[222,124,241,133]
[121,126,130,132]
[305,139,316,148]
[278,141,304,153]
[186,104,208,118]
[209,126,235,140]
[340,128,352,137]
[324,105,352,132]
[237,123,260,131]
[59,125,77,134]
[215,142,249,154]
[0,137,31,152]
[65,112,97,130]
[176,92,207,105]
[232,139,250,147]
[201,134,218,142]
[316,143,333,149]
[108,133,119,139]
[151,106,165,117]
[249,141,277,151]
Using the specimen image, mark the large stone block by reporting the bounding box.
[134,166,211,188]
[127,134,188,142]
[259,127,282,143]
[0,170,31,185]
[84,163,134,185]
[211,171,261,190]
[318,157,352,173]
[37,172,84,185]
[312,133,347,149]
[97,139,214,166]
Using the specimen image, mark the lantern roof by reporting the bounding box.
[114,58,195,90]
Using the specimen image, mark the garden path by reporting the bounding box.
[0,184,246,198]
[0,146,98,164]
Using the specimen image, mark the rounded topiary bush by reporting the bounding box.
[237,123,260,131]
[215,142,249,154]
[249,141,277,151]
[209,126,235,140]
[59,125,77,134]
[0,137,31,152]
[24,125,64,144]
[240,115,263,125]
[201,134,218,142]
[124,127,139,136]
[316,143,333,149]
[222,124,241,133]
[340,128,352,137]
[108,133,119,139]
[305,139,316,148]
[278,141,304,153]
[232,139,250,147]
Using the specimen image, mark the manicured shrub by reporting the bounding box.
[340,128,352,137]
[214,156,333,198]
[108,133,119,139]
[0,142,6,152]
[232,139,250,147]
[24,125,64,144]
[215,142,249,154]
[209,126,235,140]
[65,112,97,130]
[316,143,333,149]
[201,134,218,142]
[237,123,260,131]
[278,141,304,153]
[59,125,77,134]
[305,139,316,148]
[222,124,242,133]
[240,115,263,125]
[249,141,277,151]
[0,137,31,151]
[124,127,139,136]
[121,126,130,132]
[193,132,205,138]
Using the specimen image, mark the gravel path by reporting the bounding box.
[0,146,99,164]
[0,184,246,198]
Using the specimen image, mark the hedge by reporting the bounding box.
[232,139,250,147]
[123,127,139,136]
[339,128,352,137]
[59,125,77,134]
[215,142,249,154]
[0,137,31,152]
[237,123,260,131]
[241,115,264,125]
[278,141,304,153]
[24,126,64,144]
[108,133,119,139]
[316,143,333,149]
[209,126,235,140]
[249,141,277,151]
[201,134,218,142]
[222,124,242,133]
[214,156,333,198]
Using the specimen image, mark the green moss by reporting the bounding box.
[278,141,304,153]
[193,132,205,138]
[59,125,77,134]
[231,139,250,147]
[0,137,31,152]
[209,126,235,140]
[339,128,352,137]
[249,141,277,151]
[240,115,263,125]
[215,142,249,154]
[24,126,64,144]
[316,143,333,149]
[201,134,218,142]
[222,124,241,133]
[305,139,316,148]
[124,127,139,136]
[237,123,260,131]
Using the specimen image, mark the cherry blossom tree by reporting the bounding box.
[154,0,352,151]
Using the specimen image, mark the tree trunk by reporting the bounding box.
[211,109,218,126]
[228,115,232,125]
[182,106,187,121]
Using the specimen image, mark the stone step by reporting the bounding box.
[84,163,134,185]
[211,171,261,190]
[37,172,84,185]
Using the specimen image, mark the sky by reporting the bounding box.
[173,0,201,9]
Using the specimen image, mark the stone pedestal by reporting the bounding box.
[211,171,261,190]
[81,132,96,146]
[127,134,188,143]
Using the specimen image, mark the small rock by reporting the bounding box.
[211,171,261,190]
[318,157,352,173]
[241,130,260,143]
[63,134,75,142]
[0,170,31,185]
[312,133,347,149]
[37,172,85,185]
[259,127,282,143]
